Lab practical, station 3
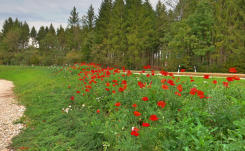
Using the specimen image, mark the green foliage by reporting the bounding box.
[68,6,80,28]
[82,5,96,30]
[0,65,244,150]
[30,26,37,38]
[0,0,245,72]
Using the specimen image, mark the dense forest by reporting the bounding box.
[0,0,244,72]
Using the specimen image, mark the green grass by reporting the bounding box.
[0,65,244,151]
[0,66,74,150]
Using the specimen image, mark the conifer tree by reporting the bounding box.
[155,0,169,67]
[37,26,46,43]
[45,26,49,33]
[81,5,96,62]
[214,0,245,68]
[93,0,112,64]
[141,0,157,66]
[95,0,112,42]
[125,0,144,68]
[82,5,95,31]
[68,6,80,28]
[49,24,56,35]
[20,21,30,49]
[108,0,127,66]
[2,17,14,36]
[57,25,66,52]
[30,26,37,38]
[30,26,37,47]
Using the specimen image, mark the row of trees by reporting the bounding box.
[0,0,244,72]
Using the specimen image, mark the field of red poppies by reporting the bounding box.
[51,63,244,150]
[0,64,244,150]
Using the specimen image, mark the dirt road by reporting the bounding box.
[0,80,25,151]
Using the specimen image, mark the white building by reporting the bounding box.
[27,37,39,48]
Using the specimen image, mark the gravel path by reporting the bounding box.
[0,80,25,151]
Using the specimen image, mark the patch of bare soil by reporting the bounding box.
[0,80,25,151]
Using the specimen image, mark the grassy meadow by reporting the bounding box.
[0,64,244,151]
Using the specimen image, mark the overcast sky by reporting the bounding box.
[0,0,167,31]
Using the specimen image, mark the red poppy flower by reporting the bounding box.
[190,88,197,95]
[76,91,81,94]
[96,109,100,114]
[197,90,205,99]
[175,92,181,96]
[190,79,194,82]
[142,122,150,127]
[85,89,90,92]
[143,65,151,69]
[233,75,240,80]
[122,66,125,72]
[121,80,127,85]
[85,85,92,89]
[167,79,175,86]
[118,87,125,92]
[204,75,210,79]
[226,77,234,82]
[106,82,110,87]
[162,84,169,90]
[229,67,237,73]
[223,82,229,88]
[131,130,139,136]
[149,115,158,121]
[197,90,204,96]
[132,104,137,108]
[180,69,185,72]
[127,70,132,76]
[105,88,110,91]
[115,102,121,107]
[142,97,149,101]
[160,70,168,76]
[134,111,141,116]
[132,127,139,132]
[70,96,74,101]
[138,81,145,88]
[213,80,217,84]
[199,95,205,99]
[146,74,150,77]
[157,101,166,109]
[112,90,116,93]
[106,70,111,76]
[161,79,166,83]
[177,84,183,92]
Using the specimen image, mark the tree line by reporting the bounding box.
[0,0,244,72]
